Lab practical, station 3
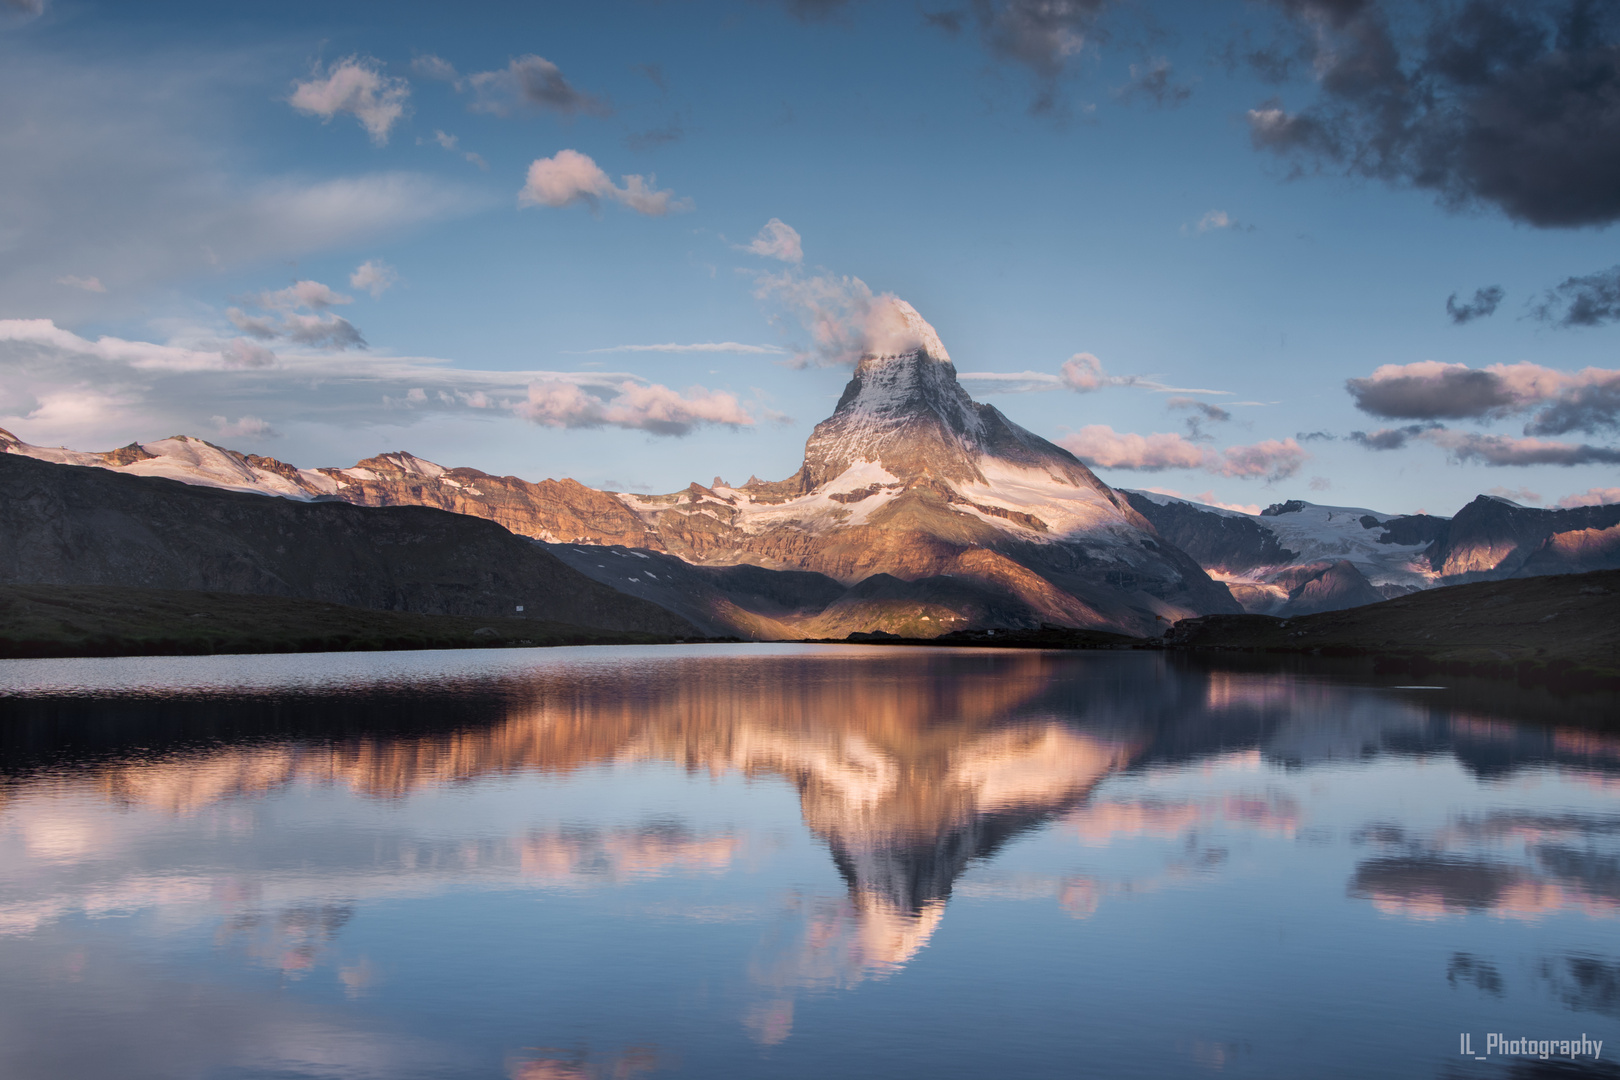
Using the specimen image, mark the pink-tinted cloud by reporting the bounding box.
[348,260,397,298]
[517,379,753,436]
[1057,426,1206,470]
[518,150,690,216]
[1347,360,1620,436]
[1427,429,1620,467]
[1558,487,1620,509]
[1059,426,1308,481]
[288,57,409,145]
[1215,437,1308,480]
[743,218,803,263]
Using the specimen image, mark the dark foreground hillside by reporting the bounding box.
[0,454,696,637]
[0,585,702,659]
[1163,568,1620,689]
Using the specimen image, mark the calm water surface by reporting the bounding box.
[2,644,1618,1079]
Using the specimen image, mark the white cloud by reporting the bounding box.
[55,275,105,293]
[349,260,398,298]
[743,218,803,263]
[518,149,692,216]
[288,57,410,146]
[0,318,759,448]
[1058,425,1307,481]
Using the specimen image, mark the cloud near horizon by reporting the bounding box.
[1057,425,1308,482]
[519,150,691,215]
[1558,486,1620,508]
[0,318,756,449]
[1346,360,1620,437]
[289,57,410,146]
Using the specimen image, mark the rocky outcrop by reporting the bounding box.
[1427,495,1620,580]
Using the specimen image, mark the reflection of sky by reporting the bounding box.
[2,648,1620,1078]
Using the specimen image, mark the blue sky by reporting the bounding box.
[2,0,1617,515]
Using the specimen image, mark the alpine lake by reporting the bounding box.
[2,643,1618,1080]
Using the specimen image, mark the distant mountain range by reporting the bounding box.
[4,306,1616,634]
[1123,490,1620,617]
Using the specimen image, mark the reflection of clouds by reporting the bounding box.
[518,824,741,885]
[1350,808,1620,921]
[1540,954,1620,1019]
[1063,791,1299,846]
[219,903,353,977]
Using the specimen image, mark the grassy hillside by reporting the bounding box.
[1163,568,1620,689]
[0,584,704,659]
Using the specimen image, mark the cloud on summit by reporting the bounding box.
[1245,0,1620,228]
[753,271,947,367]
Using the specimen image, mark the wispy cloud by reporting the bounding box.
[959,356,1232,396]
[55,275,106,293]
[0,319,759,446]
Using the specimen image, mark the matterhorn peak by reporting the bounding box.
[859,297,950,364]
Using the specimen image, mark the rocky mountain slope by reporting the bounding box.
[0,453,696,636]
[1124,490,1620,616]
